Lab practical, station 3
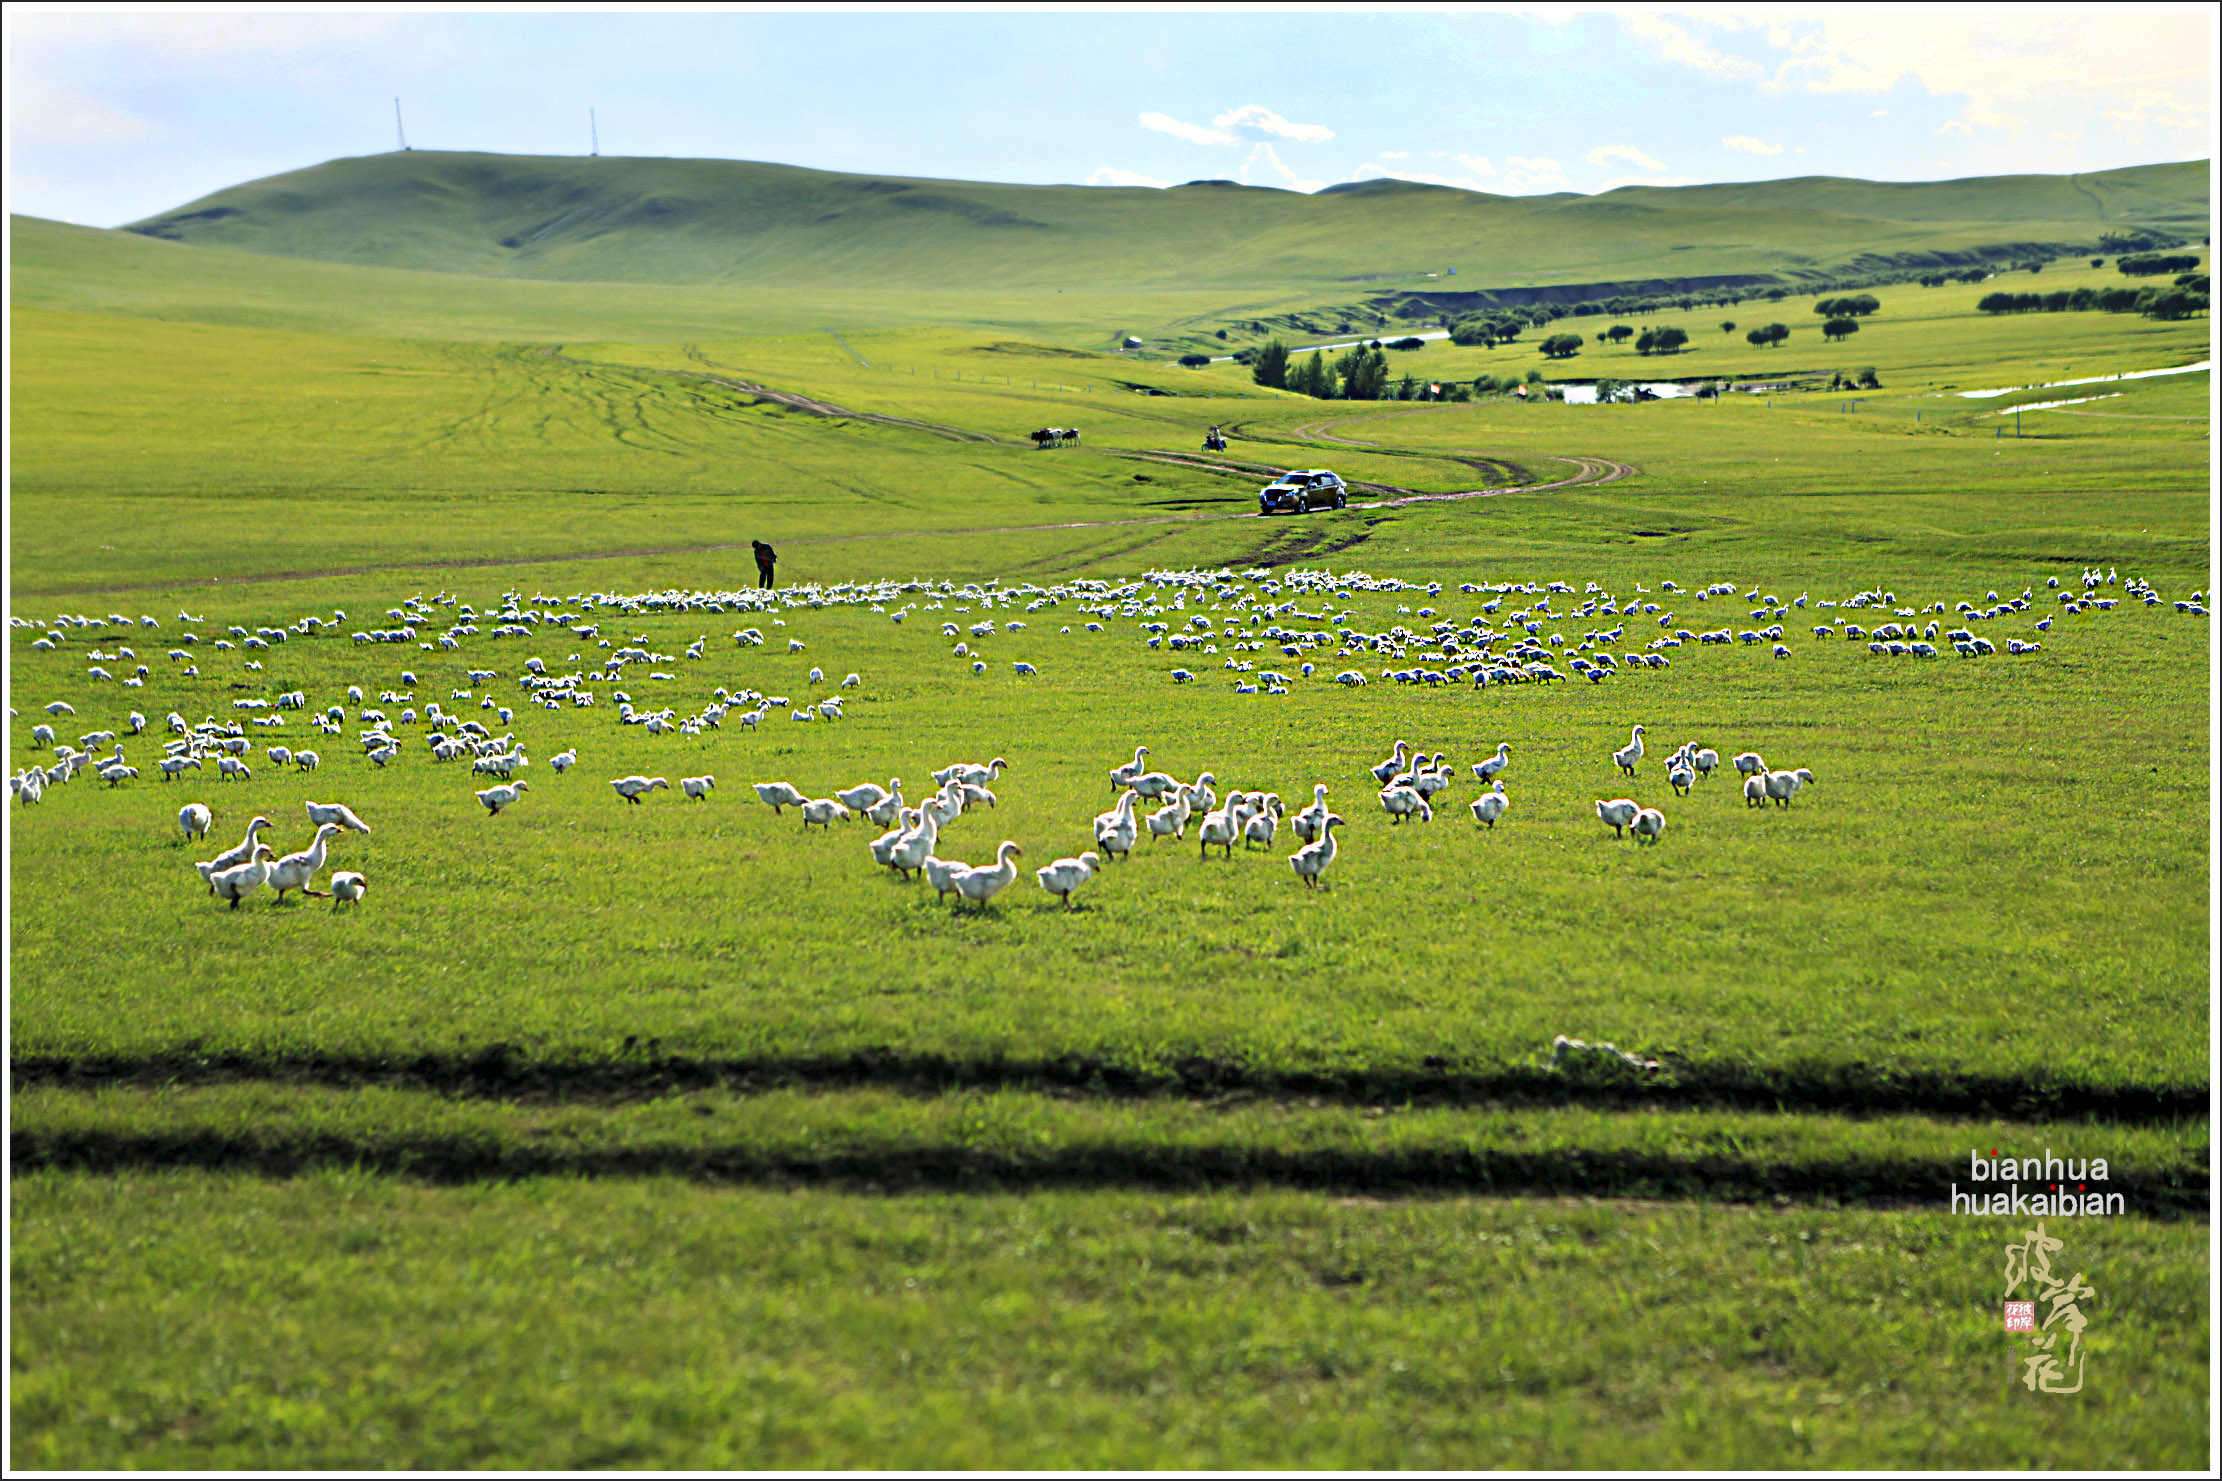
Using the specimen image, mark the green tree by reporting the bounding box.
[1178,353,1211,367]
[1822,317,1860,342]
[1333,345,1391,400]
[1252,339,1289,389]
[1604,323,1635,345]
[1290,350,1335,399]
[1719,320,1737,335]
[1449,312,1524,347]
[1746,323,1789,348]
[1593,378,1626,404]
[1653,326,1689,354]
[1539,333,1583,359]
[1857,366,1882,389]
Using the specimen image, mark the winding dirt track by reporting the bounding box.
[27,366,1634,596]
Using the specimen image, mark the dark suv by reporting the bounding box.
[1257,469,1348,515]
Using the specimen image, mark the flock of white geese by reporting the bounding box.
[7,562,2195,912]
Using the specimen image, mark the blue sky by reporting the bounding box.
[8,6,2214,227]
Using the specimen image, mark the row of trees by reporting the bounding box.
[2118,253,2202,277]
[1977,284,2209,321]
[1813,294,1881,317]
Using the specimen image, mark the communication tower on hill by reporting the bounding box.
[394,98,410,152]
[590,108,599,157]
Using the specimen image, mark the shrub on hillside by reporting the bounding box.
[1822,317,1860,341]
[1539,333,1583,359]
[1178,354,1211,368]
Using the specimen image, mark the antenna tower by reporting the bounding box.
[590,108,599,157]
[394,98,409,152]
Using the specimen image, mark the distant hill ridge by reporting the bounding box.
[123,150,2209,293]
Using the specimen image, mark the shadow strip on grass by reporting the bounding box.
[11,1050,2207,1124]
[12,1129,2206,1216]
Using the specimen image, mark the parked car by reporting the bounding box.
[1257,469,1347,515]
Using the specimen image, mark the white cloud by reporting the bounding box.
[1139,112,1238,147]
[1086,166,1171,188]
[1213,104,1334,144]
[1623,10,2213,151]
[1136,104,1336,151]
[1869,110,1889,118]
[1621,14,1763,82]
[1238,143,1324,193]
[1721,134,1782,156]
[10,77,162,148]
[1501,156,1571,192]
[1380,150,1410,160]
[1585,143,1666,171]
[1350,153,1497,192]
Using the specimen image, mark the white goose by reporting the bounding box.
[1292,783,1332,843]
[1613,724,1647,776]
[198,815,273,892]
[1094,789,1140,860]
[950,841,1024,908]
[1130,769,1181,801]
[611,776,669,804]
[1595,797,1641,836]
[836,777,899,814]
[305,800,372,834]
[870,808,921,867]
[1243,795,1283,850]
[179,802,213,841]
[329,871,369,906]
[477,782,528,814]
[923,854,968,900]
[1470,780,1508,828]
[1195,798,1241,858]
[1369,740,1412,786]
[210,843,277,908]
[267,823,344,901]
[1288,814,1345,888]
[1109,745,1150,792]
[1034,851,1100,909]
[887,811,941,879]
[751,780,806,814]
[1146,784,1195,843]
[1472,742,1512,784]
[864,787,905,829]
[1378,784,1432,824]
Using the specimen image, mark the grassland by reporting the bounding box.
[11,1173,2208,1469]
[120,152,2208,294]
[8,182,2212,1467]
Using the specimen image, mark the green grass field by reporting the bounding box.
[8,172,2212,1467]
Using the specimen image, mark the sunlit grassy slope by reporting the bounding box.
[118,152,2208,294]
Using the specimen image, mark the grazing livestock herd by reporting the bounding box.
[7,561,2201,912]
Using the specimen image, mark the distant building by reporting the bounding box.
[1122,336,1143,349]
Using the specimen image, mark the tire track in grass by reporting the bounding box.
[13,1047,2204,1126]
[12,1124,2205,1215]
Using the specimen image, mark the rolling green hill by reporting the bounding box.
[117,150,2208,293]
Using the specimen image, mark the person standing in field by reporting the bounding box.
[752,540,776,590]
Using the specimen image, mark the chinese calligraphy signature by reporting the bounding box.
[2005,1222,2094,1395]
